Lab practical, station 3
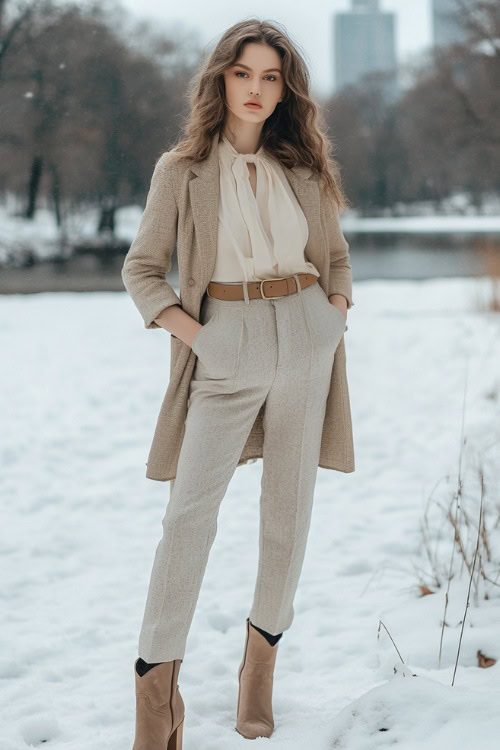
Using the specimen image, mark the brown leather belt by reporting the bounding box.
[206,273,318,301]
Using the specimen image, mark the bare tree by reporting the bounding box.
[454,0,500,57]
[0,0,40,80]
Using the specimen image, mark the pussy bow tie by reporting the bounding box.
[218,135,304,281]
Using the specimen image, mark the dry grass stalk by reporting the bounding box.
[438,365,469,669]
[452,472,484,686]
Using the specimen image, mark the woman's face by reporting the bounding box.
[223,42,285,125]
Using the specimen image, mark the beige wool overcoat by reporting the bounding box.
[121,131,355,481]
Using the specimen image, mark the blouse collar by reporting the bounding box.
[219,133,265,159]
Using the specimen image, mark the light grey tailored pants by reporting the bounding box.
[138,275,347,663]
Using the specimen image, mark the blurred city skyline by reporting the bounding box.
[120,0,432,97]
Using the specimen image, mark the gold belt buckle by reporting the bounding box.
[259,276,295,300]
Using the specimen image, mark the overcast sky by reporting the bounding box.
[120,0,433,97]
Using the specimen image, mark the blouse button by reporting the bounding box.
[188,277,195,286]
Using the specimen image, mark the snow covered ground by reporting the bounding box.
[1,276,499,749]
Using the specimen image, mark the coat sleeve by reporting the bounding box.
[323,191,354,309]
[121,151,182,329]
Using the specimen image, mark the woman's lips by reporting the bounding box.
[244,103,262,109]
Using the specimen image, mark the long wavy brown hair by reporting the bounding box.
[168,18,349,210]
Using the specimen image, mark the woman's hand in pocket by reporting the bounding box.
[328,294,348,320]
[153,303,203,347]
[189,323,204,350]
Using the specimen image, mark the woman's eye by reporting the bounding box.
[235,72,277,81]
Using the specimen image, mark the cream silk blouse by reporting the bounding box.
[211,133,320,284]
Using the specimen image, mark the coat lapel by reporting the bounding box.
[188,132,325,292]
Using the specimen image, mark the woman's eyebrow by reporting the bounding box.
[233,63,282,73]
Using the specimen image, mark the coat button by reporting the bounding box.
[188,277,195,286]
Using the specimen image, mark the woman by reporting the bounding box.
[122,17,355,749]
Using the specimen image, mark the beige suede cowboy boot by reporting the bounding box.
[132,658,185,749]
[235,617,280,739]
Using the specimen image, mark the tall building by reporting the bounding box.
[334,0,397,96]
[432,0,468,48]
